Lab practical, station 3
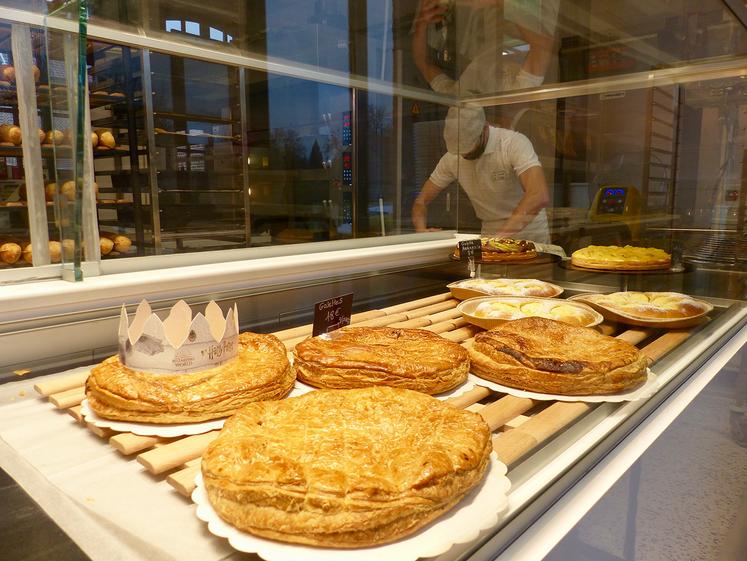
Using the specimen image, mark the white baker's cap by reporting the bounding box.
[444,106,486,155]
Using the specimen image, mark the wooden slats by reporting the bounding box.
[492,402,592,466]
[34,370,89,396]
[30,291,705,501]
[48,387,85,409]
[478,396,536,431]
[136,431,220,475]
[110,433,170,455]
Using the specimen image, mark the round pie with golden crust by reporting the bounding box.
[571,245,671,271]
[201,386,492,548]
[469,317,647,395]
[86,332,294,423]
[292,326,469,394]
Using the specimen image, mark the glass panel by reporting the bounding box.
[0,12,81,279]
[31,0,747,271]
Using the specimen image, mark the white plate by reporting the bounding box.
[192,452,510,561]
[292,378,475,400]
[80,398,226,437]
[467,368,658,403]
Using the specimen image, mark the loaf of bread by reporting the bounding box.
[95,129,116,149]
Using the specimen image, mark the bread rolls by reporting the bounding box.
[95,130,116,149]
[0,242,21,264]
[44,129,64,146]
[101,231,132,253]
[48,241,61,263]
[0,124,22,146]
[44,182,57,202]
[99,237,114,255]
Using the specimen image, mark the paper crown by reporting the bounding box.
[118,300,239,374]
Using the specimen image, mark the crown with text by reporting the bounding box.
[118,300,239,374]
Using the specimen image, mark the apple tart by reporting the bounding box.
[292,326,469,394]
[201,386,492,547]
[86,332,294,423]
[469,317,648,395]
[571,245,671,271]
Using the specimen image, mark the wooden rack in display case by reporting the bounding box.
[33,289,701,514]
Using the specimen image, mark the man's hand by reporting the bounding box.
[415,0,447,27]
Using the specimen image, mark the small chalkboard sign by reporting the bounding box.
[458,239,482,262]
[312,293,354,336]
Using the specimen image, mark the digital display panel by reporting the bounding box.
[598,187,627,214]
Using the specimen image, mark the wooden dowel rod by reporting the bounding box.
[641,330,693,362]
[86,422,116,439]
[137,431,220,475]
[49,388,85,409]
[616,328,654,346]
[478,395,535,432]
[388,317,432,329]
[167,464,201,497]
[426,307,463,324]
[34,371,88,396]
[447,385,491,409]
[492,402,591,466]
[355,312,409,328]
[440,326,480,342]
[403,300,458,320]
[380,293,452,314]
[426,317,467,334]
[67,405,83,423]
[110,433,167,455]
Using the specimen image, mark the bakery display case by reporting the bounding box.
[2,1,747,561]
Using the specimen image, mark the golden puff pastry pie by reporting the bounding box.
[571,245,671,271]
[201,386,492,547]
[470,317,647,395]
[578,291,711,320]
[448,278,562,299]
[86,332,294,423]
[292,326,469,394]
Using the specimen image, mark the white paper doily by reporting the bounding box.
[192,452,509,561]
[468,368,658,403]
[292,377,476,401]
[81,398,225,437]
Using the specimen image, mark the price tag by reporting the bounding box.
[458,239,482,262]
[312,293,354,337]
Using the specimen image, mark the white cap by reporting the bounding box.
[443,106,486,155]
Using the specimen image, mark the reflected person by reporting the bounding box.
[412,107,550,242]
[412,0,559,96]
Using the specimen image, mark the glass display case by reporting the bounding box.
[1,1,747,561]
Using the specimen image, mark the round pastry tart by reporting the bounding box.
[469,317,647,395]
[86,332,294,423]
[570,291,712,327]
[201,386,492,548]
[448,278,563,300]
[571,245,671,271]
[453,238,537,262]
[292,326,469,394]
[458,296,603,329]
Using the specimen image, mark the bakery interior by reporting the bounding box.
[1,0,747,560]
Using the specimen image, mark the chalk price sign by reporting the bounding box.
[458,239,482,262]
[312,293,354,336]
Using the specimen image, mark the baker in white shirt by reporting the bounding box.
[412,106,550,243]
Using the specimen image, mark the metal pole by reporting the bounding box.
[141,48,162,253]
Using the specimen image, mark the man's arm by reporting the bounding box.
[495,166,550,237]
[411,0,447,85]
[412,179,444,232]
